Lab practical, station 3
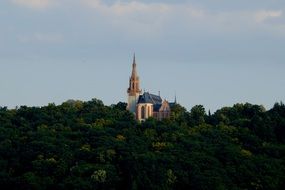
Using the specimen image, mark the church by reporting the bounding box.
[127,55,176,121]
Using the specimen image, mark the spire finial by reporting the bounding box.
[131,53,138,77]
[133,53,136,65]
[174,92,177,104]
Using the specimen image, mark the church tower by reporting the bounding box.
[127,54,141,114]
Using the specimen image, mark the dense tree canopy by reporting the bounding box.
[0,99,284,189]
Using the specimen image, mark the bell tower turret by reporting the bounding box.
[127,54,141,114]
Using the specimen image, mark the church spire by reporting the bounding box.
[128,54,141,96]
[131,53,137,78]
[127,54,141,113]
[133,53,136,65]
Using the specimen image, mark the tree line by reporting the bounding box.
[0,99,284,189]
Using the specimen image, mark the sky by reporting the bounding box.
[0,0,285,112]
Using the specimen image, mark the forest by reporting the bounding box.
[0,99,285,190]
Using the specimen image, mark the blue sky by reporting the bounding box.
[0,0,285,111]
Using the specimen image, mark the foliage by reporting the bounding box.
[0,100,284,189]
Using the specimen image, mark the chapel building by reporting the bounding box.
[127,55,175,121]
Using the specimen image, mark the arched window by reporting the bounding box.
[132,82,135,89]
[148,106,151,117]
[141,106,145,119]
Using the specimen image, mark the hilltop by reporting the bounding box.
[0,99,284,189]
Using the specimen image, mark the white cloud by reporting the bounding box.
[254,10,283,23]
[79,1,285,38]
[81,0,207,18]
[82,0,172,16]
[80,0,208,37]
[213,9,284,32]
[17,33,63,43]
[11,0,55,10]
[11,0,284,38]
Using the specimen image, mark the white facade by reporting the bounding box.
[137,103,153,122]
[127,94,140,114]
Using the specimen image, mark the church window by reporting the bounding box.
[141,106,145,119]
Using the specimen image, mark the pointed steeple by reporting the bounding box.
[174,92,177,104]
[128,53,141,96]
[133,53,136,65]
[131,53,137,78]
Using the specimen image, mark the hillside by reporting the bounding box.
[0,99,285,190]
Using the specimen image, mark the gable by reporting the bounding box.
[159,100,171,112]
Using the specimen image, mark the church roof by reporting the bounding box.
[138,92,162,105]
[153,104,162,112]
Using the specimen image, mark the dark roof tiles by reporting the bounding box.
[153,104,162,112]
[138,92,162,104]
